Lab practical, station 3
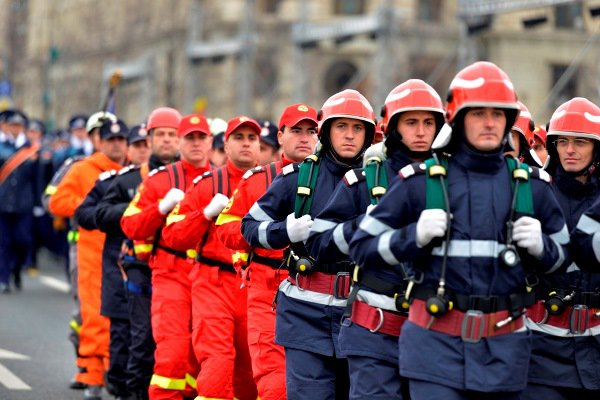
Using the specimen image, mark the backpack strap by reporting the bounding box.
[424,157,449,211]
[505,157,534,217]
[364,156,388,205]
[294,153,321,217]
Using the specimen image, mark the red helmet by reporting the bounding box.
[177,114,211,138]
[381,79,445,136]
[317,89,376,134]
[534,124,547,145]
[511,101,535,146]
[445,61,519,126]
[372,120,384,144]
[147,107,182,130]
[547,97,600,141]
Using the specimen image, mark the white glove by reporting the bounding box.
[416,209,448,248]
[158,188,185,215]
[203,193,230,220]
[366,204,376,215]
[512,216,544,258]
[286,213,313,243]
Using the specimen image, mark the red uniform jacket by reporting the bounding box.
[121,159,210,265]
[161,159,247,268]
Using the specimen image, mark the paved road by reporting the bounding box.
[0,251,94,400]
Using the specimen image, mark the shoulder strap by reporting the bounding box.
[294,153,321,217]
[364,157,388,205]
[140,162,150,181]
[424,157,449,211]
[266,161,278,187]
[0,143,40,185]
[505,157,534,216]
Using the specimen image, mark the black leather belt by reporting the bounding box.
[249,253,283,269]
[155,244,187,259]
[196,255,236,274]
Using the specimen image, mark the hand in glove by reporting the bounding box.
[512,216,544,258]
[158,188,185,215]
[286,213,313,243]
[416,209,448,248]
[203,193,230,220]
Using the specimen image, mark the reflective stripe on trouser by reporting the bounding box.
[149,258,198,399]
[191,264,258,400]
[77,236,109,386]
[246,263,287,400]
[150,373,196,390]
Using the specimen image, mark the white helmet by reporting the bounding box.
[86,111,117,133]
[208,117,227,136]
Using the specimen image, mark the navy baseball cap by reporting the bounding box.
[257,119,279,150]
[128,124,149,144]
[4,109,29,126]
[28,119,46,135]
[69,114,88,130]
[100,119,129,140]
[212,132,225,150]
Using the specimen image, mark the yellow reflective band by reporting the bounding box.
[166,213,186,226]
[186,249,198,259]
[134,244,153,254]
[215,213,242,226]
[232,252,249,263]
[185,373,197,389]
[123,205,142,217]
[69,319,81,334]
[67,231,79,243]
[44,185,57,195]
[150,374,186,390]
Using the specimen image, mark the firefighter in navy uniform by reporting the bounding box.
[0,109,39,293]
[524,98,600,400]
[505,101,542,168]
[215,104,319,400]
[350,61,570,400]
[242,89,375,400]
[308,79,445,400]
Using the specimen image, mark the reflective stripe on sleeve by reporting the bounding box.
[311,218,337,233]
[359,214,393,236]
[377,230,400,265]
[333,223,349,255]
[123,204,142,217]
[248,203,274,222]
[576,214,600,235]
[549,224,569,245]
[431,240,507,258]
[258,221,273,249]
[593,232,600,263]
[165,213,185,226]
[215,213,242,226]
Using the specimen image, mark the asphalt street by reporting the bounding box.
[0,250,92,400]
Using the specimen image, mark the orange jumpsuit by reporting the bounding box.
[48,152,123,386]
[161,159,257,400]
[215,159,291,400]
[121,159,210,400]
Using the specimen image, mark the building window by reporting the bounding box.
[551,64,578,109]
[324,60,358,94]
[334,0,364,15]
[418,0,442,22]
[554,4,583,29]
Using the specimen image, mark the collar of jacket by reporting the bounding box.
[555,165,600,198]
[452,142,505,173]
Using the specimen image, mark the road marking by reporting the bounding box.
[39,275,70,293]
[0,349,31,390]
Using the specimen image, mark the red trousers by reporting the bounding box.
[246,264,287,400]
[192,264,257,400]
[149,254,198,400]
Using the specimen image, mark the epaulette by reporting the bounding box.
[148,166,167,177]
[192,170,214,185]
[282,163,299,176]
[399,162,427,180]
[99,169,118,181]
[118,164,140,175]
[343,168,366,187]
[529,166,552,184]
[64,155,85,166]
[243,165,264,180]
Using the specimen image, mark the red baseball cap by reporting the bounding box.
[278,103,318,130]
[225,116,262,140]
[178,114,211,138]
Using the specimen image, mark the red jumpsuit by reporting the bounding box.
[161,159,257,400]
[121,159,210,400]
[215,159,291,400]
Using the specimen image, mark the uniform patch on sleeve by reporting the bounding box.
[243,166,263,180]
[99,170,117,181]
[399,162,426,180]
[529,167,552,183]
[148,166,166,177]
[118,165,140,175]
[282,164,298,176]
[343,168,365,186]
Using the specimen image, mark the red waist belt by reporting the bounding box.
[350,300,407,337]
[409,299,525,343]
[527,301,600,333]
[287,272,351,299]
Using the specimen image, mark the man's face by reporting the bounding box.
[395,111,436,153]
[278,120,318,162]
[211,148,227,167]
[224,127,260,170]
[150,127,179,162]
[533,137,548,165]
[99,136,128,164]
[5,122,25,137]
[329,118,366,159]
[71,127,88,140]
[463,107,507,152]
[554,135,595,173]
[504,130,521,158]
[179,131,212,166]
[127,139,151,165]
[258,142,279,165]
[26,129,43,144]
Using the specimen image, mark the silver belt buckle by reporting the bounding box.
[570,304,589,334]
[461,310,485,343]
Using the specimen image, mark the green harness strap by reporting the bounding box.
[364,156,389,205]
[424,156,534,215]
[294,153,321,217]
